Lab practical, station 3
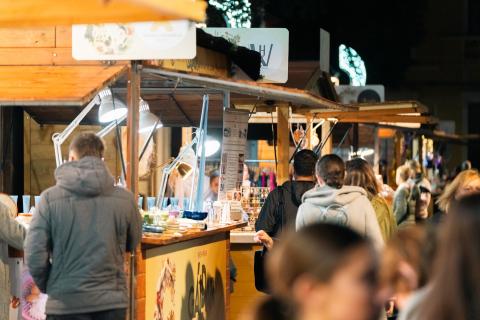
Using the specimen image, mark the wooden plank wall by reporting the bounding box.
[23,112,121,198]
[0,26,124,66]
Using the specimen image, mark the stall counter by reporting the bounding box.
[137,222,247,320]
[229,231,265,320]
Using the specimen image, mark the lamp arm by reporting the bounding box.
[155,134,199,207]
[52,96,100,167]
[192,94,209,212]
[139,119,161,161]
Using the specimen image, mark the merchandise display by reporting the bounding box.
[242,187,270,230]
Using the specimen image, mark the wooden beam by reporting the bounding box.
[126,61,140,320]
[306,113,313,150]
[373,127,380,174]
[0,47,130,66]
[394,131,403,178]
[0,0,207,27]
[23,111,31,198]
[321,120,333,156]
[182,127,193,145]
[298,108,426,119]
[294,101,428,115]
[0,27,55,47]
[334,115,436,124]
[126,62,140,197]
[277,105,290,185]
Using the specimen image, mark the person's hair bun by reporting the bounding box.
[324,170,344,189]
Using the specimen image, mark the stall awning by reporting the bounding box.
[0,65,128,106]
[143,67,354,111]
[291,100,436,125]
[0,0,206,27]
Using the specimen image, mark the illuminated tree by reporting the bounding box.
[208,0,252,28]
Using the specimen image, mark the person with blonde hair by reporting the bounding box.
[393,164,412,227]
[433,169,480,221]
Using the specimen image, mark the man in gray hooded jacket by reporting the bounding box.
[296,154,384,250]
[25,132,142,319]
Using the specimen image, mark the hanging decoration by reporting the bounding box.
[208,0,252,28]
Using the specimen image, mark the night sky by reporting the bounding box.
[208,0,428,85]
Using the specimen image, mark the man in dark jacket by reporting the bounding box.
[255,149,317,249]
[25,132,142,319]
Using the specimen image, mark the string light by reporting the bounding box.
[209,0,252,28]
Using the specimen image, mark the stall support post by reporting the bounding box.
[417,135,424,171]
[306,113,313,149]
[126,60,141,320]
[374,126,380,174]
[321,120,333,155]
[277,104,290,185]
[182,127,193,145]
[394,130,403,179]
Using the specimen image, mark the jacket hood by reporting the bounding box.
[55,156,115,196]
[282,180,316,204]
[302,185,368,207]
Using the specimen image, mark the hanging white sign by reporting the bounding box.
[72,20,196,60]
[218,109,250,201]
[204,28,289,83]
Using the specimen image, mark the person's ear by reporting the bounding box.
[317,175,325,186]
[397,261,419,291]
[68,150,77,162]
[292,274,325,305]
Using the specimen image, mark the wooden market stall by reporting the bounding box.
[134,67,358,320]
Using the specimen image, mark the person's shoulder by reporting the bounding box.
[111,186,135,201]
[371,195,388,207]
[40,185,68,203]
[297,201,320,217]
[350,192,374,210]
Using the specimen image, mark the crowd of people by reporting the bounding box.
[0,135,479,320]
[254,149,480,320]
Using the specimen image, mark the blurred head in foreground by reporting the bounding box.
[262,223,380,320]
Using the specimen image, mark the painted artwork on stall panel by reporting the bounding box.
[146,239,227,320]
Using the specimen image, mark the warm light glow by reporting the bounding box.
[197,137,221,157]
[350,148,375,159]
[330,76,340,86]
[204,138,221,157]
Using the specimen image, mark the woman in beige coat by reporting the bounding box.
[0,201,26,319]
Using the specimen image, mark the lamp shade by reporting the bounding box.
[199,137,221,157]
[98,88,128,123]
[139,98,163,133]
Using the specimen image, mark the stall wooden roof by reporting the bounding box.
[142,67,353,111]
[0,65,128,106]
[0,0,206,27]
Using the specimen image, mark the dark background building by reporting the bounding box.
[208,0,480,170]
